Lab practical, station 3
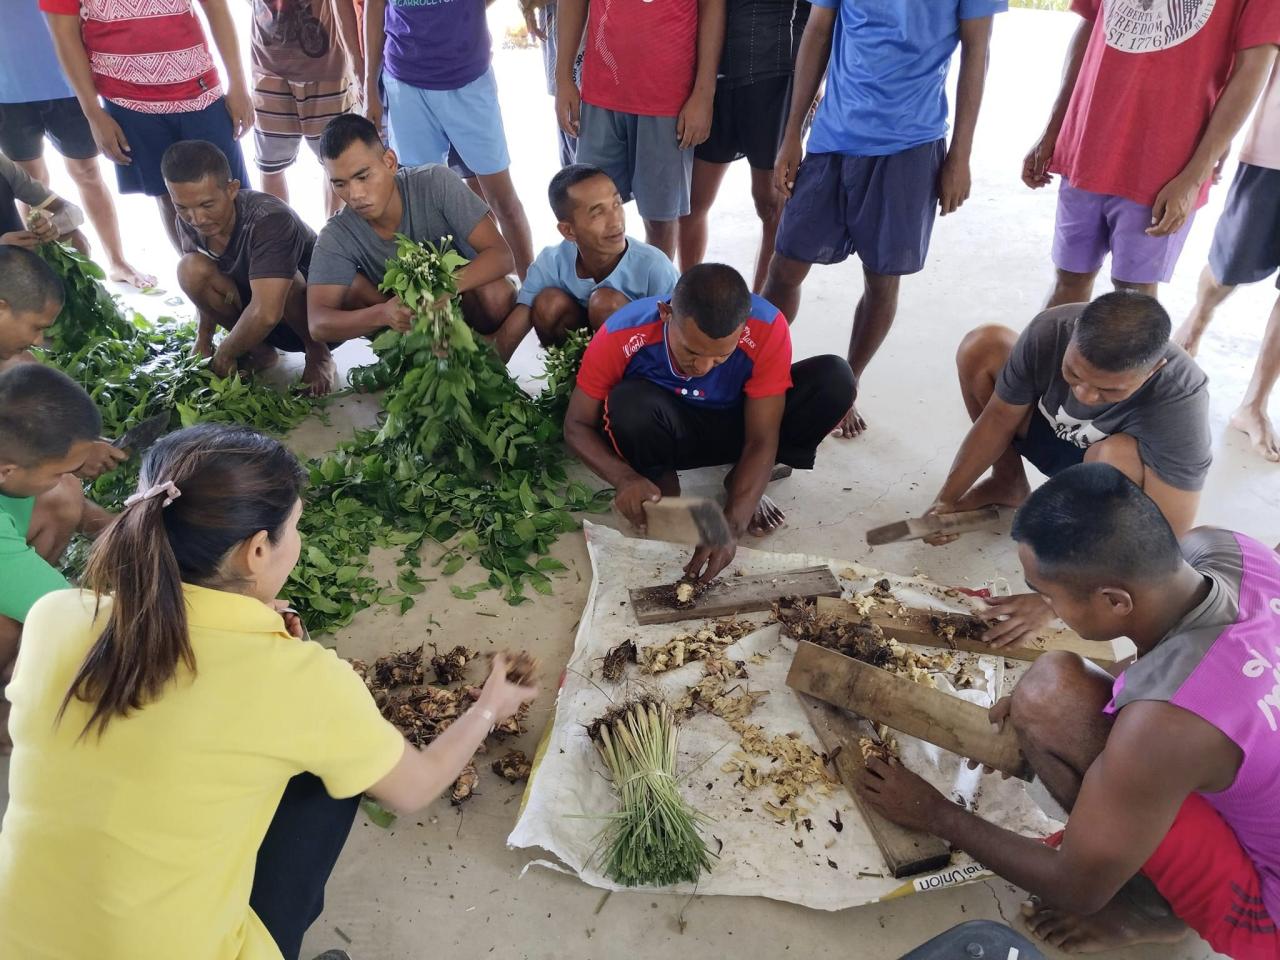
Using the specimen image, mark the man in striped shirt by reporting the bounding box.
[42,0,254,252]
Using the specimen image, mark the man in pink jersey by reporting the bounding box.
[857,462,1280,958]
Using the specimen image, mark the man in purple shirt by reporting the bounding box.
[363,0,534,280]
[860,463,1280,958]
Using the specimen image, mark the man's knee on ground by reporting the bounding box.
[1009,651,1096,737]
[801,354,857,413]
[1084,433,1145,486]
[956,324,1017,379]
[464,278,518,336]
[587,287,629,330]
[604,379,672,437]
[176,253,220,298]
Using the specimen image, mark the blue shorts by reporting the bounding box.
[1209,163,1280,289]
[104,97,249,197]
[774,140,944,275]
[383,67,511,175]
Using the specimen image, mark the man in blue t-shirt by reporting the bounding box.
[364,0,534,280]
[762,0,1004,438]
[0,3,151,289]
[510,165,679,347]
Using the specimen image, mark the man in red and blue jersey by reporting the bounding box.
[564,262,854,584]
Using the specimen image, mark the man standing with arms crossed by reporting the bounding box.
[763,0,1003,438]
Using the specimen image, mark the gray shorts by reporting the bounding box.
[575,102,693,222]
[1209,163,1280,289]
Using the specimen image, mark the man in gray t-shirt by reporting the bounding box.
[307,115,526,360]
[919,292,1212,647]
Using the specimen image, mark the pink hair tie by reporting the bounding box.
[124,480,182,509]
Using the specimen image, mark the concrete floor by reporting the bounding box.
[7,6,1279,959]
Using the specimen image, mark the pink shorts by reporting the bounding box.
[1052,180,1196,285]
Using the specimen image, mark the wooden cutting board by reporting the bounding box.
[787,640,1032,781]
[798,694,952,878]
[629,565,842,626]
[814,596,1123,665]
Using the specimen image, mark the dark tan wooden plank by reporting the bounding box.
[814,596,1121,665]
[629,565,842,626]
[866,507,1002,546]
[798,694,952,878]
[787,640,1032,780]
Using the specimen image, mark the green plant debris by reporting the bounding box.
[42,237,603,633]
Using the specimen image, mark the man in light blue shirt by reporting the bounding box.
[0,2,150,289]
[762,0,1004,438]
[512,164,679,346]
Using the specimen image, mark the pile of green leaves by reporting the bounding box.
[37,245,314,511]
[40,238,600,632]
[288,236,607,624]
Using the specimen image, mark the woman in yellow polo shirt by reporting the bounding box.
[0,423,537,960]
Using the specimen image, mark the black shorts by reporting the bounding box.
[0,97,98,162]
[1209,163,1280,289]
[695,74,792,170]
[1013,409,1086,478]
[104,97,249,197]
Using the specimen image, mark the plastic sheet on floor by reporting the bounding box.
[507,522,1060,909]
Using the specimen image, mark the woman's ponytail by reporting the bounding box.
[58,424,305,738]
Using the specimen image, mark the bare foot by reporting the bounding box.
[301,352,339,397]
[240,344,280,372]
[1022,893,1188,954]
[748,494,786,536]
[1172,316,1206,357]
[831,404,866,439]
[108,259,156,290]
[1230,405,1280,462]
[953,473,1031,511]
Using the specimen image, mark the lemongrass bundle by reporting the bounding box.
[589,700,714,886]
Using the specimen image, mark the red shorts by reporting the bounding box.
[1048,795,1279,960]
